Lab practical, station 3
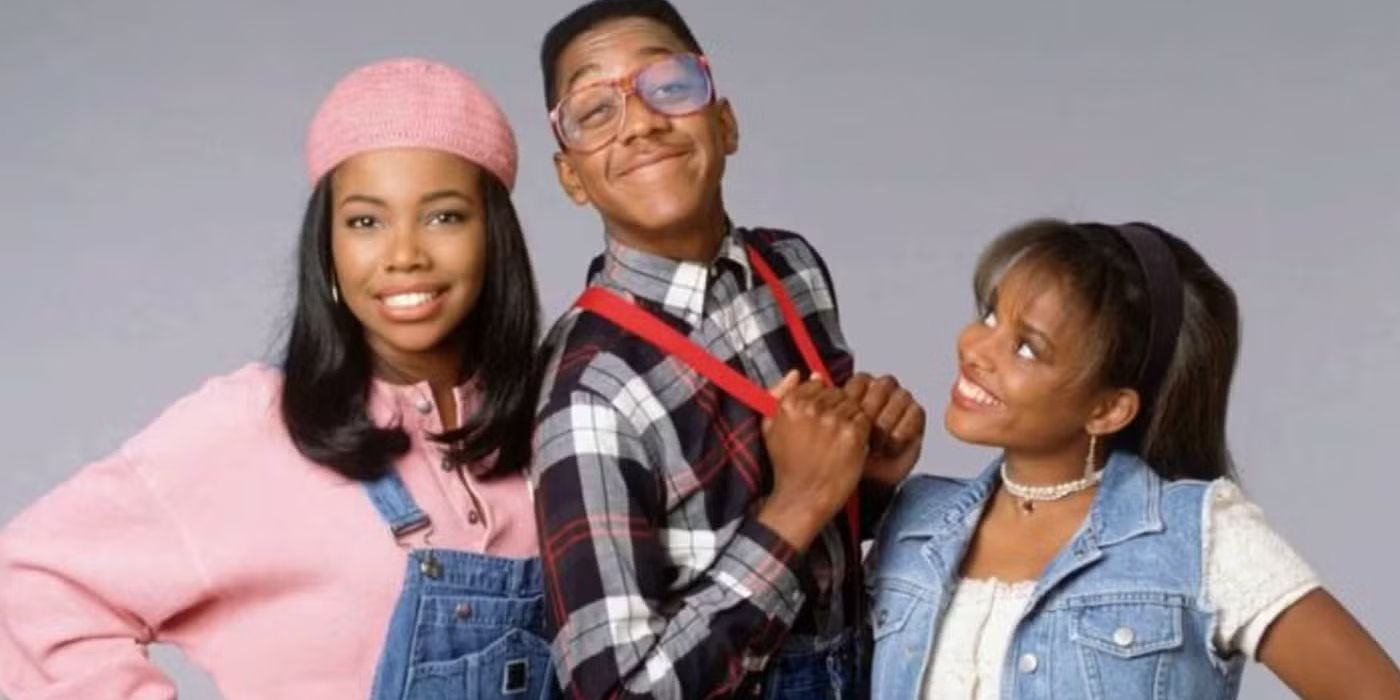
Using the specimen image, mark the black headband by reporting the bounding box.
[1112,223,1184,401]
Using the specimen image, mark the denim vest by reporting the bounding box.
[868,452,1245,700]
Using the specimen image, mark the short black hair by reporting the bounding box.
[541,0,704,109]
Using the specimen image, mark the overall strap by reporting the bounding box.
[362,469,432,539]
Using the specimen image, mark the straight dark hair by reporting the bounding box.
[973,219,1240,481]
[280,171,541,481]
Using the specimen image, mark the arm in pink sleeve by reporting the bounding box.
[0,447,210,699]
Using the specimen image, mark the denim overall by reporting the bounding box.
[364,470,560,700]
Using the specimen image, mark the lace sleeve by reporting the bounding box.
[1203,479,1320,659]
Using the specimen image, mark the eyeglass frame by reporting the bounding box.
[548,52,716,153]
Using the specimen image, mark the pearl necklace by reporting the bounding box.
[999,461,1102,512]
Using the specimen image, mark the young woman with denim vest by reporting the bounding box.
[868,219,1400,699]
[0,59,560,699]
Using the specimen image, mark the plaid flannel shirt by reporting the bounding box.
[531,227,858,699]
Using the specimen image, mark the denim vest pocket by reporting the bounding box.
[1067,592,1186,657]
[1065,592,1188,700]
[868,578,924,642]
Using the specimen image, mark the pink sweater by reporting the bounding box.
[0,363,539,699]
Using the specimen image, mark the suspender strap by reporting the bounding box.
[744,246,831,382]
[573,243,860,555]
[576,286,780,416]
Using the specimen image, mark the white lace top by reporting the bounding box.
[920,479,1319,700]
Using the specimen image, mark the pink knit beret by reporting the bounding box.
[306,58,518,190]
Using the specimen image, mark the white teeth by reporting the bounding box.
[383,292,436,309]
[957,375,1002,407]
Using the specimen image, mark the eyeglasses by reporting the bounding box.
[550,53,715,153]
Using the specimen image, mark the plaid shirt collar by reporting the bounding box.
[591,226,753,327]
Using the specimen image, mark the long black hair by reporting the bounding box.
[973,219,1240,481]
[280,171,541,481]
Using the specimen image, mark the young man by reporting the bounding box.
[531,2,925,697]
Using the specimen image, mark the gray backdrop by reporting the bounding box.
[2,1,1396,697]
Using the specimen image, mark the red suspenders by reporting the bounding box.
[573,244,862,562]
